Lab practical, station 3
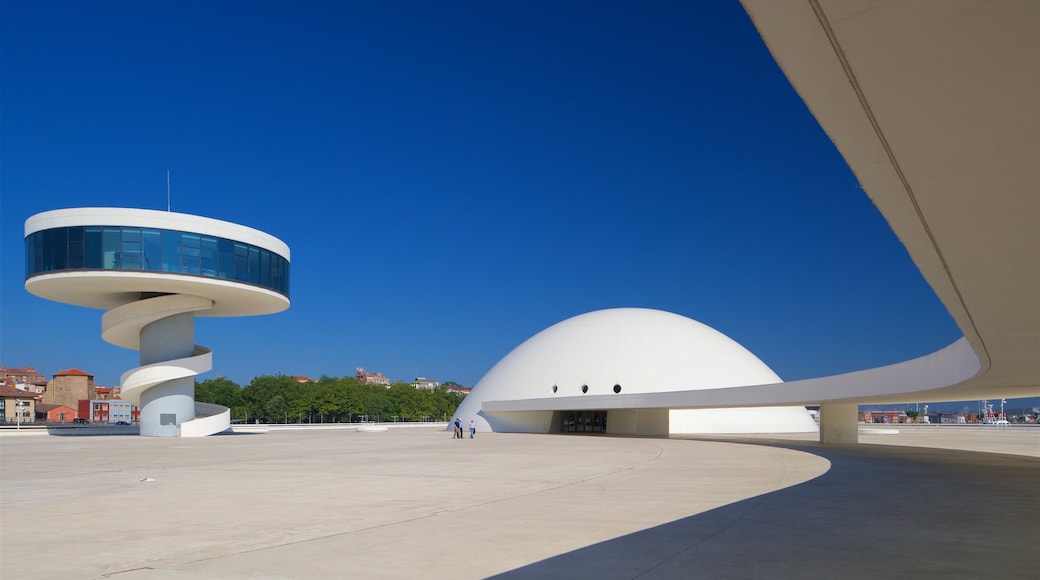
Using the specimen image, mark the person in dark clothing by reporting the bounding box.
[453,417,462,439]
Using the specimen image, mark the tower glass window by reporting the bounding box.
[26,225,290,298]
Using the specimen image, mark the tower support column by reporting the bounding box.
[138,312,196,437]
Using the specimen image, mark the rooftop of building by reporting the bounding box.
[52,368,93,378]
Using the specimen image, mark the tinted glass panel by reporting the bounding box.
[200,236,217,277]
[25,225,288,298]
[45,228,68,271]
[142,230,161,271]
[218,239,233,279]
[162,231,180,272]
[85,227,103,268]
[248,247,260,284]
[67,241,84,268]
[234,243,249,281]
[103,228,121,269]
[260,250,271,287]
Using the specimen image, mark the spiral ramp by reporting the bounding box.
[102,294,230,437]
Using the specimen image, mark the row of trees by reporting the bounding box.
[194,375,467,424]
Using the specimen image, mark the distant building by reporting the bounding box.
[356,368,390,386]
[861,410,912,424]
[78,399,136,424]
[80,400,109,424]
[0,366,47,392]
[0,384,36,423]
[294,376,318,383]
[45,368,95,410]
[441,382,471,395]
[411,377,440,390]
[36,403,77,423]
[939,413,968,424]
[109,400,135,423]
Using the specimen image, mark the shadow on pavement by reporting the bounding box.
[493,440,1039,579]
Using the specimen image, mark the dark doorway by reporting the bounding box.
[562,411,607,433]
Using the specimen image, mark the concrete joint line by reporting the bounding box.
[808,0,990,372]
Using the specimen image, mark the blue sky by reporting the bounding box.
[2,1,969,394]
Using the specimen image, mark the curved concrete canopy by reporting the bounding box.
[25,272,289,317]
[735,0,1039,403]
[480,2,1038,435]
[458,308,818,434]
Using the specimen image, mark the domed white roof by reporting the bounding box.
[454,308,818,434]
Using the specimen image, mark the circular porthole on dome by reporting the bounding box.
[581,384,588,394]
[613,384,622,393]
[552,385,558,393]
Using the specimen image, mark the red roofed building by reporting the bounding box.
[0,366,46,390]
[44,368,95,410]
[0,384,36,424]
[36,403,77,423]
[356,368,390,386]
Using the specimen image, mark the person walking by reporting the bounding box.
[469,419,476,439]
[453,417,462,439]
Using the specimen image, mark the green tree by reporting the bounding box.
[337,378,366,421]
[263,395,290,424]
[195,377,243,408]
[311,380,342,422]
[232,373,468,424]
[365,387,394,421]
[388,382,424,421]
[243,374,299,422]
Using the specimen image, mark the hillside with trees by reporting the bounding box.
[195,375,466,424]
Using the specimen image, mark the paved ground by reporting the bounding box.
[1,426,1037,579]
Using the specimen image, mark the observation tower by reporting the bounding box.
[24,208,290,437]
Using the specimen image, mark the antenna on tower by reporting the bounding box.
[166,171,171,212]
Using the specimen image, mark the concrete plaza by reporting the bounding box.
[1,426,1037,579]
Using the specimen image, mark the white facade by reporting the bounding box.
[454,308,818,435]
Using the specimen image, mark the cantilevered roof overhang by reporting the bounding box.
[486,0,1039,414]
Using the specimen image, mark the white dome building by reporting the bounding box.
[453,308,818,435]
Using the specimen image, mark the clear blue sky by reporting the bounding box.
[2,1,966,393]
